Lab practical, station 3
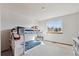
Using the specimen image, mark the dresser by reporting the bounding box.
[73,38,79,56]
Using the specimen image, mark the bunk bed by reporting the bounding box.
[10,26,43,56]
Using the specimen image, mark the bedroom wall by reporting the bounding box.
[0,4,1,55]
[77,13,79,36]
[1,7,38,51]
[38,13,78,45]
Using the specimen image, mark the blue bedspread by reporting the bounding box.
[25,40,41,51]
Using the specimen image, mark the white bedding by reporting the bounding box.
[24,41,74,56]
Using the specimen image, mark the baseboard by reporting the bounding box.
[1,46,11,53]
[45,40,73,46]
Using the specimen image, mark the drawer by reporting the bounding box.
[15,39,24,47]
[74,49,79,56]
[14,41,24,56]
[74,41,79,52]
[15,45,24,56]
[76,44,79,52]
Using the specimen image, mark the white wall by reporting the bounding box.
[77,13,79,36]
[38,13,78,44]
[75,13,79,36]
[1,8,38,30]
[0,4,1,56]
[1,7,38,51]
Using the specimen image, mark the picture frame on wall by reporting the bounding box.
[47,19,63,34]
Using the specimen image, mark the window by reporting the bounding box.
[47,19,63,34]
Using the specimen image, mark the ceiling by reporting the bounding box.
[2,3,79,21]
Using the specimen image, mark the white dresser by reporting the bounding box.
[73,38,79,56]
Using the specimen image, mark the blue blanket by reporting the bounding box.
[25,40,41,51]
